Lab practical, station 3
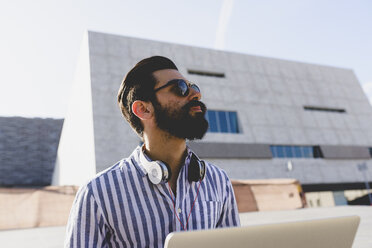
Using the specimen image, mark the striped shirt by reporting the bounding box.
[65,146,240,248]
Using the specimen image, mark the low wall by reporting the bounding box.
[232,179,305,212]
[0,186,78,230]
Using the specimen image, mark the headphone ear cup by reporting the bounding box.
[146,161,171,185]
[139,146,172,184]
[159,161,172,183]
[199,160,206,181]
[188,153,206,182]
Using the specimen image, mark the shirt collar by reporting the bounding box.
[130,145,194,177]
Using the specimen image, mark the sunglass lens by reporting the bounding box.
[190,84,200,93]
[177,80,189,96]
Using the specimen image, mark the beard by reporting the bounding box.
[152,99,209,140]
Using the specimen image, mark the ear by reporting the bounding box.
[132,100,153,120]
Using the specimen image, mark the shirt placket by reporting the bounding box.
[177,151,193,231]
[157,180,184,231]
[158,150,193,231]
[174,192,185,231]
[171,164,188,231]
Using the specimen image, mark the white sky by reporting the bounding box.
[0,0,371,118]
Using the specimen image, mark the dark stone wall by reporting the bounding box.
[0,117,63,186]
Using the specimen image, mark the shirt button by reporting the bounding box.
[178,208,182,213]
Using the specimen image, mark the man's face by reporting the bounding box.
[151,69,209,140]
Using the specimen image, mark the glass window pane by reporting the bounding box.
[205,110,240,134]
[302,147,310,157]
[228,111,239,133]
[207,111,218,132]
[218,111,228,133]
[308,146,314,157]
[285,146,293,157]
[294,146,302,158]
[277,146,285,158]
[270,146,277,157]
[303,147,313,158]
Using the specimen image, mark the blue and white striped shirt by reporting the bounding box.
[65,146,240,248]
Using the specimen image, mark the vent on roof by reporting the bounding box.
[187,69,225,78]
[303,106,346,113]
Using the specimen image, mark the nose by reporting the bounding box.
[188,86,201,101]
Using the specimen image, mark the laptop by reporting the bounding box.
[164,215,360,248]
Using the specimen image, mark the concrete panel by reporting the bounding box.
[357,114,372,130]
[268,76,286,94]
[300,112,318,128]
[343,115,361,130]
[210,158,372,185]
[288,128,309,145]
[265,105,285,126]
[245,104,269,125]
[335,129,355,145]
[321,129,340,145]
[350,129,369,146]
[320,145,371,159]
[328,114,347,130]
[251,126,273,143]
[271,126,292,144]
[281,107,302,127]
[187,142,272,159]
[312,112,332,129]
[246,56,266,74]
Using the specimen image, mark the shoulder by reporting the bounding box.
[204,160,230,182]
[187,146,230,181]
[202,160,233,196]
[77,148,145,199]
[74,160,123,200]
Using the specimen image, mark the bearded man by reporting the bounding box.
[65,56,240,248]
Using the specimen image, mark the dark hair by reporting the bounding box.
[117,56,178,137]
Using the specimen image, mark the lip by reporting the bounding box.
[190,106,202,112]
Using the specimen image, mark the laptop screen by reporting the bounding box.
[164,215,360,248]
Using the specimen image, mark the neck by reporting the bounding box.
[143,130,187,181]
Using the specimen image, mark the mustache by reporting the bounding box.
[183,100,207,113]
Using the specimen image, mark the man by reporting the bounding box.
[65,56,240,247]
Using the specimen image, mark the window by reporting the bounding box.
[205,110,240,133]
[303,106,346,113]
[302,147,314,158]
[187,69,225,78]
[293,146,302,158]
[369,148,372,157]
[313,146,323,158]
[270,145,321,158]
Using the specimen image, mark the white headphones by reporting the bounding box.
[139,146,206,185]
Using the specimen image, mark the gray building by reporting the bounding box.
[0,117,63,186]
[52,31,372,198]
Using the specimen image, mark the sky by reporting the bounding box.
[0,0,371,118]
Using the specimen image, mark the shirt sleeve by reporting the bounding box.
[216,177,241,228]
[64,185,109,248]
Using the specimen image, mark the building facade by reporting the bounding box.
[52,31,372,205]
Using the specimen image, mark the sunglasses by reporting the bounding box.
[153,79,200,97]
